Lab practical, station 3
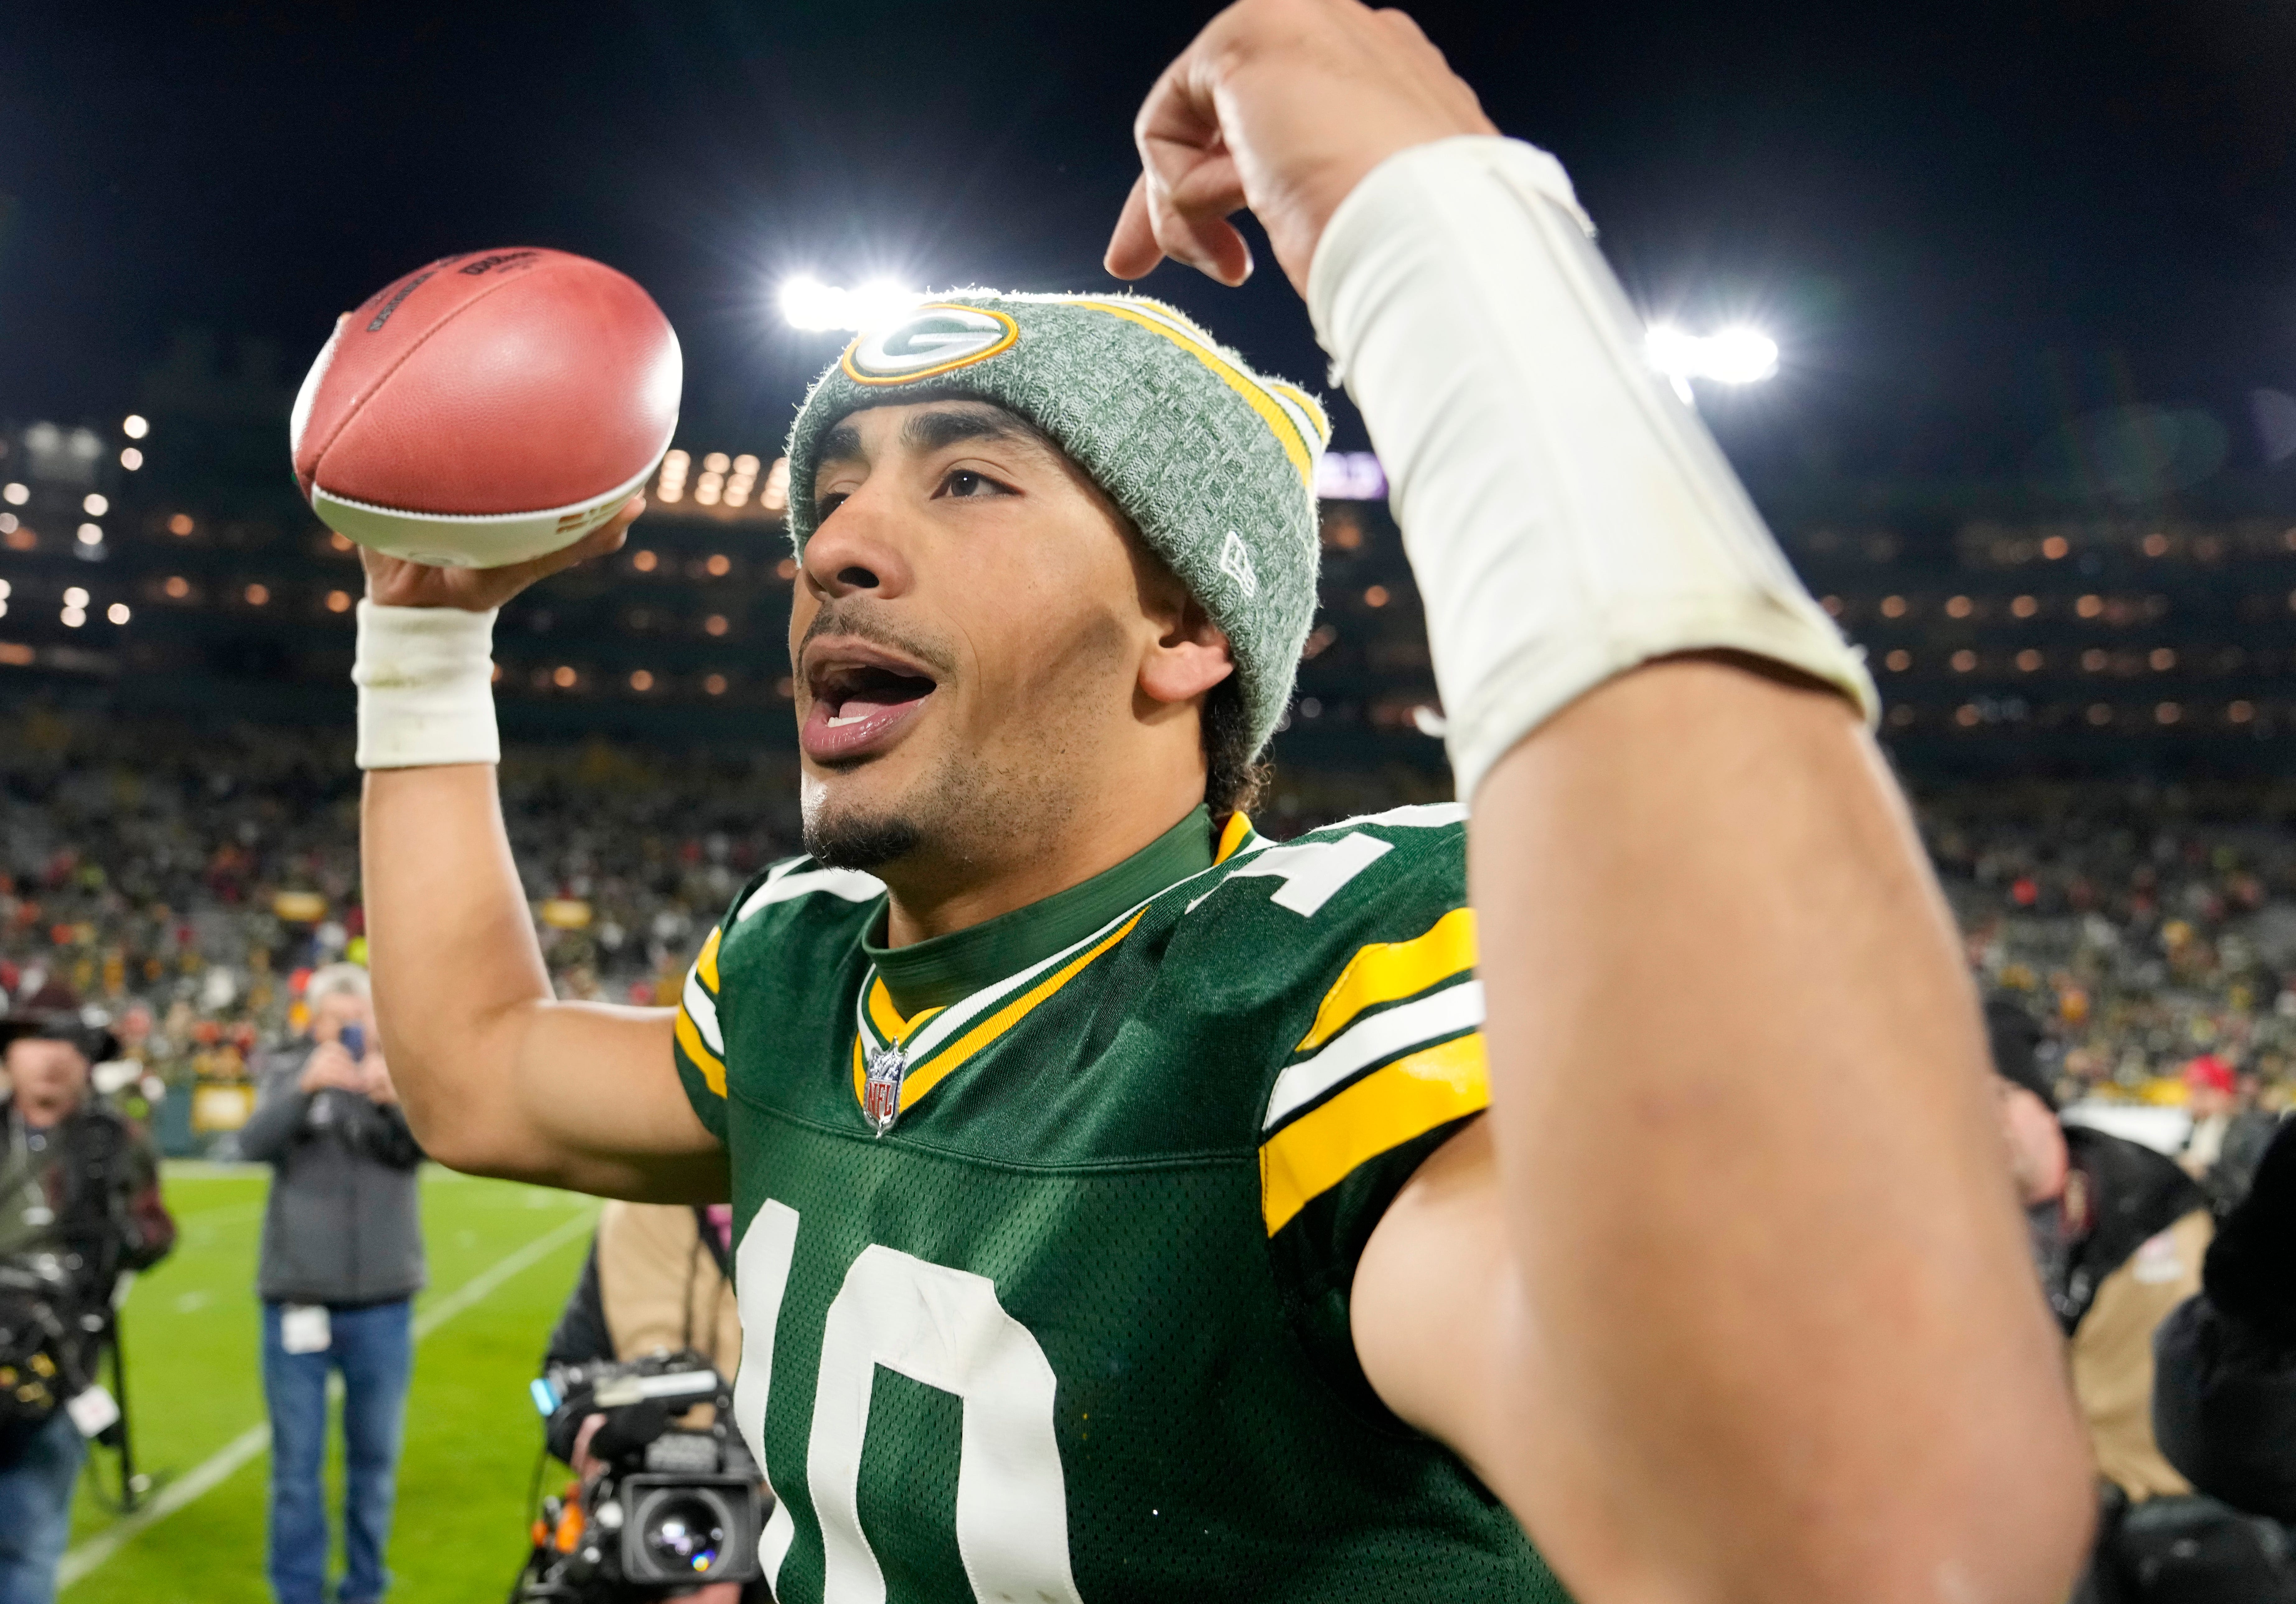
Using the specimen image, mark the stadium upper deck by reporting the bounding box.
[3,364,2296,779]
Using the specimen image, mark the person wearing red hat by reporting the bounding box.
[2181,1053,2286,1214]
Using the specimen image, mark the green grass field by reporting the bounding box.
[58,1164,601,1602]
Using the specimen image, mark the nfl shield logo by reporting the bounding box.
[863,1046,907,1136]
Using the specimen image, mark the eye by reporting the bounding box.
[817,491,850,520]
[936,468,1011,500]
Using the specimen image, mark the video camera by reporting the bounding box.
[513,1349,765,1602]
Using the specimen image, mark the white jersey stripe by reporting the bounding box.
[682,968,725,1057]
[1263,980,1485,1132]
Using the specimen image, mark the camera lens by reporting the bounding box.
[642,1494,726,1575]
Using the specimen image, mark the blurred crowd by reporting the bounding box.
[1926,779,2296,1113]
[0,710,801,1144]
[4,708,2295,1149]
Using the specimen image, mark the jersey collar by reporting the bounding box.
[865,804,1216,1017]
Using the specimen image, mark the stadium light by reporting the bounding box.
[780,275,922,333]
[122,414,148,440]
[1646,325,1780,401]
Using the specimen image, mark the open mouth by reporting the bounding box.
[800,645,940,764]
[816,662,936,727]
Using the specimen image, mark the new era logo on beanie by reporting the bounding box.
[785,291,1330,761]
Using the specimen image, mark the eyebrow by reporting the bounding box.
[813,403,1047,475]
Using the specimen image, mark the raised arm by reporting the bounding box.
[356,507,725,1200]
[1111,4,2091,1599]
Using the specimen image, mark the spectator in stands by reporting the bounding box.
[238,964,422,1604]
[0,990,175,1604]
[2181,1054,2285,1215]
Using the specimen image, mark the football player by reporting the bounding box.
[354,2,2093,1598]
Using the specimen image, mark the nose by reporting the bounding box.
[801,482,911,602]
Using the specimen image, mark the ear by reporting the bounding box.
[1139,591,1235,708]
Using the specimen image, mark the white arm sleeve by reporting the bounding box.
[1307,135,1876,804]
[353,600,501,769]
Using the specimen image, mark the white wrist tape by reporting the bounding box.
[1308,135,1876,804]
[353,600,501,769]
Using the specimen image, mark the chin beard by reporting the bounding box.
[802,809,923,872]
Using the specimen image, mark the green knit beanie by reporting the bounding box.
[784,291,1330,760]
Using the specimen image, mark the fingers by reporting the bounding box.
[1122,48,1258,285]
[1105,175,1164,280]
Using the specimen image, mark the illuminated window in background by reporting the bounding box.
[705,554,731,577]
[2041,536,2070,560]
[1951,650,1977,672]
[2016,650,2043,672]
[2149,648,2177,671]
[704,674,728,696]
[2142,532,2170,557]
[245,584,270,606]
[2230,701,2256,724]
[632,549,658,573]
[1884,650,1911,672]
[1880,595,1907,618]
[655,450,690,503]
[1946,595,1973,619]
[2082,649,2108,671]
[164,577,190,599]
[2011,595,2038,618]
[2156,702,2181,724]
[553,666,577,688]
[704,615,729,637]
[169,513,195,535]
[2077,595,2104,618]
[629,670,654,691]
[326,590,352,613]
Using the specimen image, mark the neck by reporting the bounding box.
[879,776,1205,947]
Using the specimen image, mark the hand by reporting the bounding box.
[1105,0,1494,295]
[300,1042,367,1094]
[569,1411,608,1482]
[359,497,646,612]
[361,1052,400,1106]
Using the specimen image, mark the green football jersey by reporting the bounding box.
[672,804,1567,1603]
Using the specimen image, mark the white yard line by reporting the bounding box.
[59,1204,597,1590]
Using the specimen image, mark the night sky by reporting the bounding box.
[3,0,2294,492]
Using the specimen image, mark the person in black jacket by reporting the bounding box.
[236,964,422,1604]
[2153,1116,2296,1533]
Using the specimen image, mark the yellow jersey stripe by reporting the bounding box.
[866,976,909,1042]
[1260,1031,1487,1235]
[675,1006,728,1098]
[850,1031,867,1107]
[1215,810,1256,864]
[891,910,1146,1114]
[695,925,723,994]
[1071,300,1314,489]
[1298,907,1477,1053]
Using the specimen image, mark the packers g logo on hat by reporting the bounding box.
[843,305,1019,386]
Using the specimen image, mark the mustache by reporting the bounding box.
[796,599,959,682]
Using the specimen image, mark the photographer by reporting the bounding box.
[0,994,175,1604]
[237,964,422,1604]
[527,1201,757,1604]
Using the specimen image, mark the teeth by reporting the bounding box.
[827,713,865,728]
